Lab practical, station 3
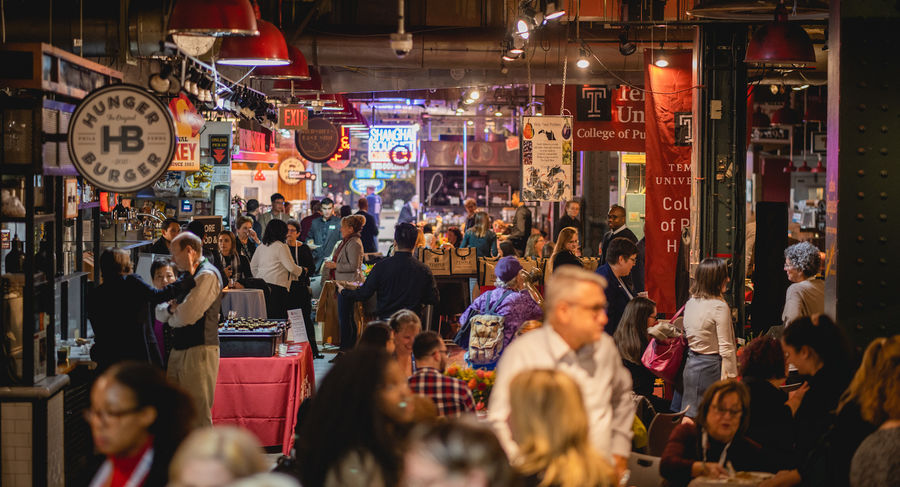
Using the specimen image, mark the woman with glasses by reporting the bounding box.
[86,362,195,486]
[661,380,773,487]
[547,227,581,274]
[681,257,737,418]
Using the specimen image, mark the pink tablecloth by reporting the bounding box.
[211,342,315,454]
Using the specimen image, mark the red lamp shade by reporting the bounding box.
[252,46,311,80]
[810,158,825,172]
[771,103,802,125]
[218,19,290,66]
[751,107,771,127]
[272,66,323,93]
[745,5,815,66]
[804,100,825,122]
[167,0,258,36]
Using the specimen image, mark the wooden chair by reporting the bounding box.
[627,452,663,487]
[647,406,689,457]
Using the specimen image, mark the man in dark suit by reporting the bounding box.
[600,204,638,260]
[356,197,379,253]
[595,237,638,336]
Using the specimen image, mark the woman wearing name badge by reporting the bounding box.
[251,219,305,319]
[287,220,321,358]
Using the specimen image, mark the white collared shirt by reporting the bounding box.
[488,324,635,460]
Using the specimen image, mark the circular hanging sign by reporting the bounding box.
[278,157,306,185]
[295,117,341,163]
[68,84,176,192]
[389,144,412,166]
[294,117,341,162]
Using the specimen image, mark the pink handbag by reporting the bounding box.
[641,304,687,382]
[641,335,687,382]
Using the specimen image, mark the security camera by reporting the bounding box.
[390,32,413,58]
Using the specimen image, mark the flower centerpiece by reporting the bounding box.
[445,365,495,411]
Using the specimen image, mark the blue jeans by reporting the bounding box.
[337,293,356,351]
[681,351,722,418]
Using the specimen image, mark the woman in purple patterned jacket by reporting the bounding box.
[456,256,543,369]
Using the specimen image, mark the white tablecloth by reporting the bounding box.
[221,288,267,319]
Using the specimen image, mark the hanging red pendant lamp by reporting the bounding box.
[771,102,802,126]
[218,17,290,66]
[810,155,825,173]
[272,66,324,93]
[168,0,258,37]
[745,2,816,66]
[252,46,311,80]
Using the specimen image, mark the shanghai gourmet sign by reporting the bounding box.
[68,84,176,192]
[368,125,417,171]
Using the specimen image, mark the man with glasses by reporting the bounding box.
[600,204,637,261]
[489,266,634,481]
[407,331,475,418]
[596,237,640,335]
[308,197,341,274]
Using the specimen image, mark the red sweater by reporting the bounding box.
[660,423,772,487]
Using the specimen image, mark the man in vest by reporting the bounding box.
[156,232,223,427]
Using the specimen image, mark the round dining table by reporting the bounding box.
[221,287,268,320]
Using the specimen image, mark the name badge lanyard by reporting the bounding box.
[89,448,154,487]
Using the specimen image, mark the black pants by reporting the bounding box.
[267,284,289,319]
[337,293,356,352]
[289,280,319,356]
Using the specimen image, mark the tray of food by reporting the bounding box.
[218,319,288,357]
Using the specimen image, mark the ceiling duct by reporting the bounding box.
[686,0,829,20]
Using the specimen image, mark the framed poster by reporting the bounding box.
[520,115,573,202]
[64,178,79,219]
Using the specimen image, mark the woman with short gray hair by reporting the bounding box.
[782,241,825,326]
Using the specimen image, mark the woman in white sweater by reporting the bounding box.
[680,258,737,418]
[250,219,304,318]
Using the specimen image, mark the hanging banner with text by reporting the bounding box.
[521,115,573,202]
[644,49,694,315]
[167,94,203,171]
[543,84,646,152]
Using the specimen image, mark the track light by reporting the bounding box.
[516,13,535,39]
[544,1,565,20]
[469,88,480,100]
[654,44,669,68]
[494,108,503,117]
[576,48,590,69]
[464,97,476,105]
[618,30,637,56]
[502,52,520,62]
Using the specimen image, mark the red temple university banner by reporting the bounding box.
[544,84,646,152]
[644,50,694,315]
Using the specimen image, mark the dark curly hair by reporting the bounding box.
[739,336,786,380]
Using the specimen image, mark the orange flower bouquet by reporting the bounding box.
[445,365,495,411]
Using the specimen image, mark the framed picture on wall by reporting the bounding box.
[64,178,79,219]
[812,132,826,153]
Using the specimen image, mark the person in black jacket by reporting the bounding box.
[216,230,252,287]
[339,223,438,320]
[548,227,582,273]
[503,191,532,254]
[600,205,637,261]
[356,197,379,253]
[762,315,854,487]
[595,237,638,335]
[88,248,195,373]
[738,337,796,470]
[287,220,321,358]
[554,199,582,243]
[146,218,182,255]
[614,297,670,413]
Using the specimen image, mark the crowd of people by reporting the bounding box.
[83,194,898,487]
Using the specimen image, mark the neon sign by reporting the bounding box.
[368,125,417,171]
[326,126,352,170]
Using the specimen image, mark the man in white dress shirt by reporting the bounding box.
[156,232,223,427]
[488,266,634,480]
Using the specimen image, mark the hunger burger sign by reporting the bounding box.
[68,84,176,192]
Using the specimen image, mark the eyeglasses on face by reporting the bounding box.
[566,302,608,316]
[83,406,143,424]
[712,405,743,417]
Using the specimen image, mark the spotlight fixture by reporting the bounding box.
[791,84,810,91]
[467,120,474,126]
[464,97,476,105]
[576,48,590,69]
[148,62,175,93]
[469,88,481,100]
[654,43,669,67]
[502,52,520,62]
[618,30,637,56]
[494,108,503,117]
[543,1,566,20]
[515,13,535,39]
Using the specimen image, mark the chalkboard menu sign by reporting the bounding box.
[192,216,222,254]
